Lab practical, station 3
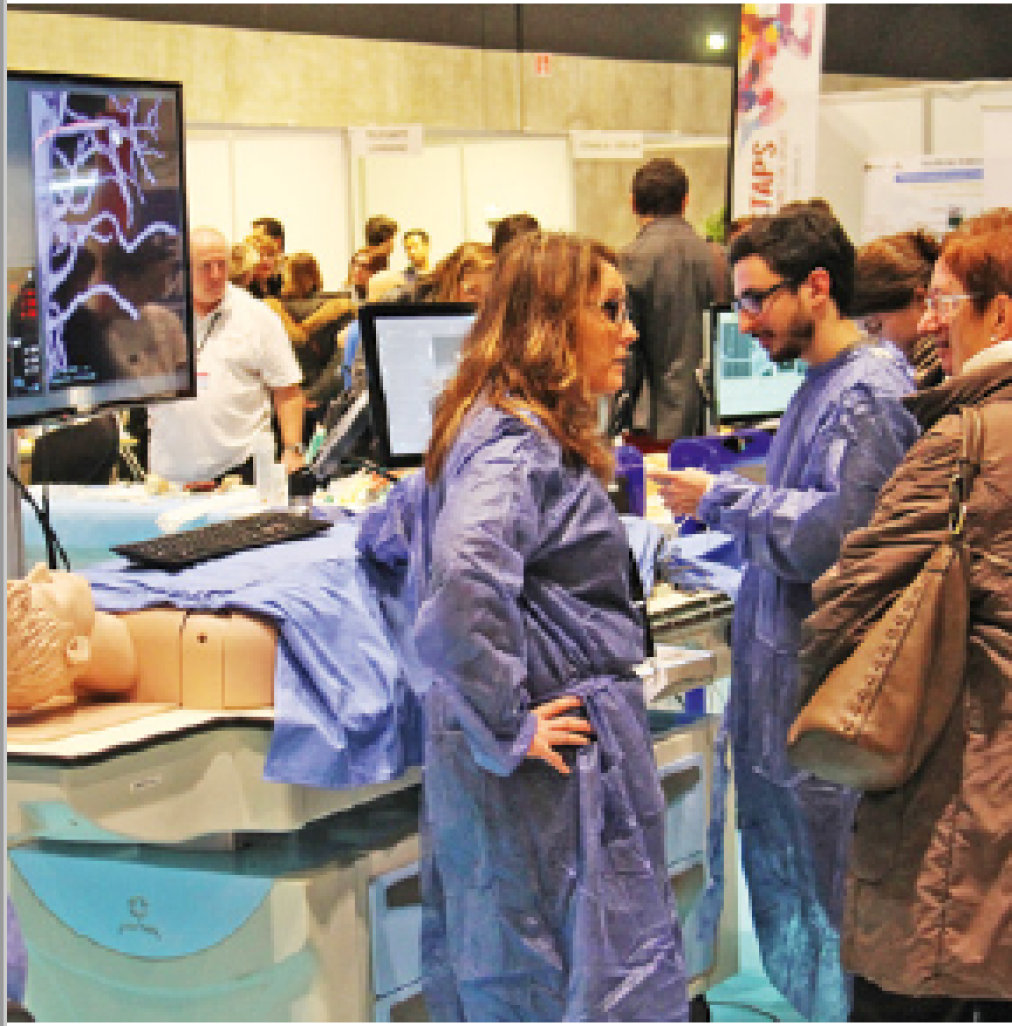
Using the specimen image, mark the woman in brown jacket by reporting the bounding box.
[800,220,1012,1021]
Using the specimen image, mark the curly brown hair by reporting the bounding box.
[425,232,616,485]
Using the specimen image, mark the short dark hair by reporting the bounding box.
[491,212,541,253]
[404,228,430,245]
[365,215,398,247]
[631,159,688,218]
[728,201,857,314]
[252,217,285,250]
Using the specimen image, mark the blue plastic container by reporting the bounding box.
[667,429,773,534]
[615,444,645,517]
[683,686,708,716]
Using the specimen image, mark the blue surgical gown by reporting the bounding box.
[694,345,920,1021]
[359,404,688,1022]
[84,520,427,790]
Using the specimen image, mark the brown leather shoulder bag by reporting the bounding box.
[787,406,983,791]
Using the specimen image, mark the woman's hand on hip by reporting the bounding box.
[526,695,594,775]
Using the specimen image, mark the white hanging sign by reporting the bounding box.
[570,131,645,161]
[861,155,987,242]
[349,125,423,158]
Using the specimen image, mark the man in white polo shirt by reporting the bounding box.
[150,226,305,484]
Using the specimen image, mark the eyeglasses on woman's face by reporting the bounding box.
[923,292,983,319]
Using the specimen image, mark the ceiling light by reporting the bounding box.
[706,31,727,52]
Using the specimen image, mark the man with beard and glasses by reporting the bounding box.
[650,201,920,1021]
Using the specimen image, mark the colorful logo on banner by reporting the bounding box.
[732,4,825,219]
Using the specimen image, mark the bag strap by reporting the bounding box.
[949,406,984,538]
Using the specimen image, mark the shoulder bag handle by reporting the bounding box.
[949,406,984,539]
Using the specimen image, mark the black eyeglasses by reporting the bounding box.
[600,298,629,324]
[732,278,801,315]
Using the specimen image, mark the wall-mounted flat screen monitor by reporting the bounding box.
[6,71,194,427]
[360,302,477,468]
[705,304,806,427]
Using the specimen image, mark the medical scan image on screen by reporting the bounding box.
[713,309,805,423]
[6,75,192,425]
[374,312,476,458]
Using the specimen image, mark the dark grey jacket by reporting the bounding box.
[620,216,720,440]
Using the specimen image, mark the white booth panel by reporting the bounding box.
[931,84,1012,156]
[361,144,464,266]
[982,105,1012,210]
[816,94,924,243]
[184,135,233,241]
[231,131,350,292]
[184,129,350,292]
[461,137,574,243]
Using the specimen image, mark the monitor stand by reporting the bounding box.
[8,428,26,578]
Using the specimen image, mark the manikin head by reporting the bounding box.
[6,565,96,716]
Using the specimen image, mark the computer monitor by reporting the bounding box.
[360,302,477,468]
[704,304,806,428]
[6,71,194,427]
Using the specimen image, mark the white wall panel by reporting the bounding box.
[184,128,350,291]
[461,137,573,243]
[231,131,349,291]
[816,93,924,242]
[360,143,464,266]
[183,134,233,241]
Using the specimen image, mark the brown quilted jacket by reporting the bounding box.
[799,357,1012,999]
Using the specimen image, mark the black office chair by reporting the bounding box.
[31,414,121,485]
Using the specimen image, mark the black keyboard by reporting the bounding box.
[111,510,332,570]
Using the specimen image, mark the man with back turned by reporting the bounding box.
[620,157,722,443]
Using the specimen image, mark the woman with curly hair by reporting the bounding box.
[358,232,688,1021]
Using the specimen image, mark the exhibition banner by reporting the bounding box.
[732,4,826,219]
